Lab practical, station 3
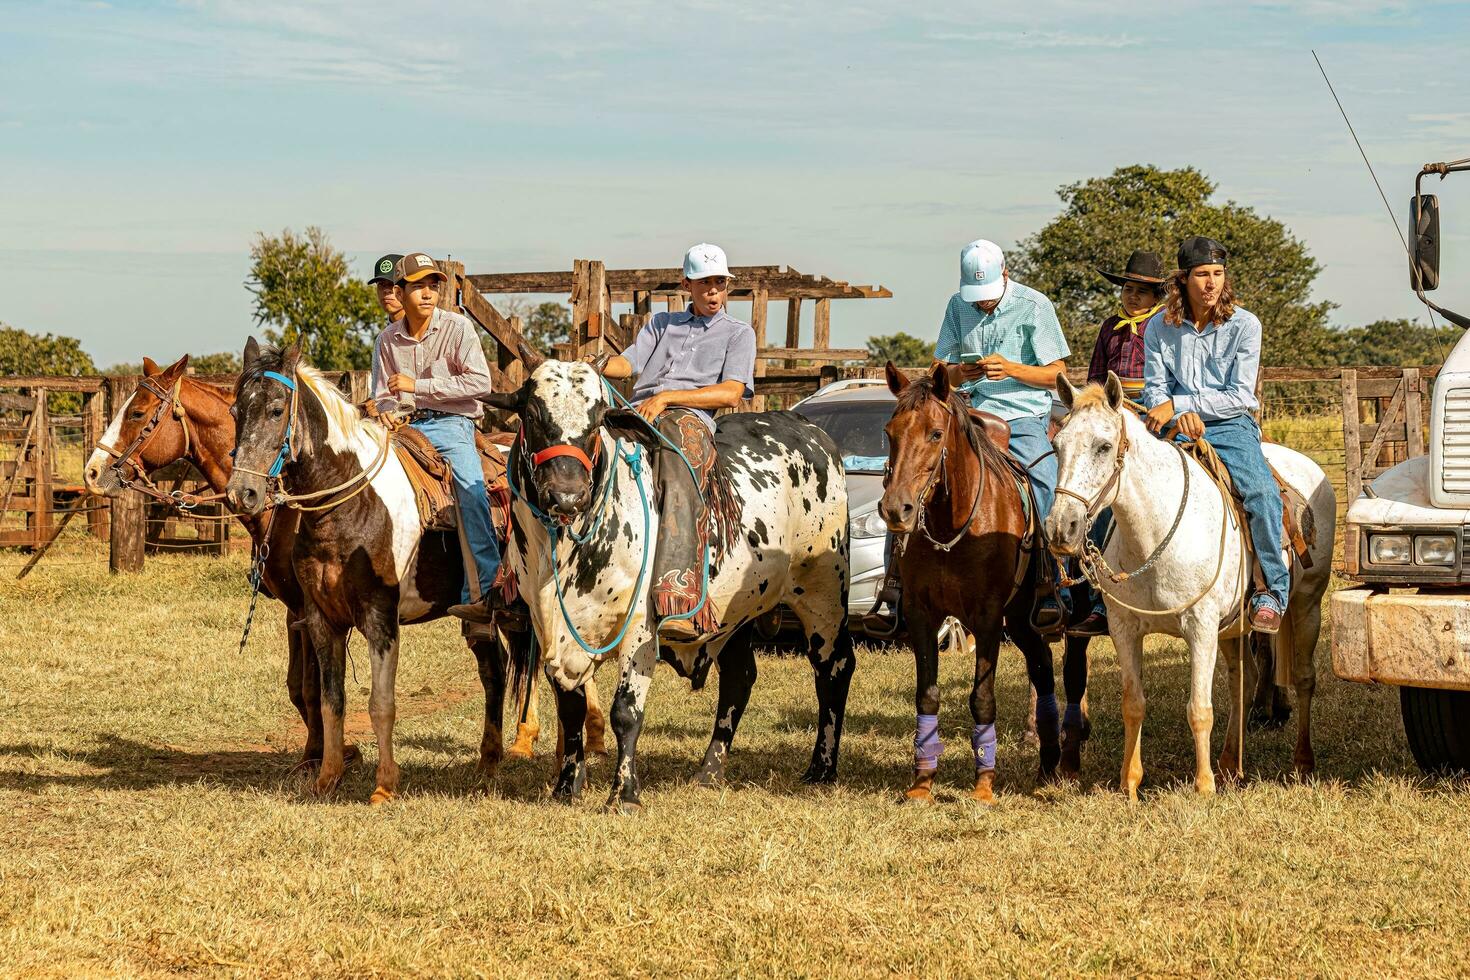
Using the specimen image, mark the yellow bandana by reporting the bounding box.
[1113,303,1163,335]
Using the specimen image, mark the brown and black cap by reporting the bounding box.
[398,252,447,284]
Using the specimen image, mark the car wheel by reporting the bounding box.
[1400,685,1470,775]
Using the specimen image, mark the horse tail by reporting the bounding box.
[510,626,539,726]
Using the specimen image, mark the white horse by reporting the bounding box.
[1047,373,1335,799]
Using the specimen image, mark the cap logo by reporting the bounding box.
[413,255,433,268]
[974,269,985,281]
[378,259,393,274]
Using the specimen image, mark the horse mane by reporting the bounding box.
[894,374,1011,474]
[1069,382,1115,413]
[237,345,383,449]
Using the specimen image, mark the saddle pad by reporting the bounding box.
[389,428,514,536]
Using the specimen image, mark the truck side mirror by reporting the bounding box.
[1412,193,1440,291]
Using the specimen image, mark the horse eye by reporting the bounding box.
[929,430,943,442]
[1096,442,1111,454]
[271,407,285,419]
[129,411,145,421]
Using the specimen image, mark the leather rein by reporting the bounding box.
[906,404,986,553]
[97,375,225,511]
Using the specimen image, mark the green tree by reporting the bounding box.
[1336,318,1456,366]
[0,324,96,377]
[190,351,243,375]
[866,332,932,367]
[524,301,572,353]
[1008,165,1337,366]
[246,227,381,370]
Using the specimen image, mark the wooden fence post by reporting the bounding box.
[1404,367,1425,459]
[750,286,768,411]
[813,298,831,349]
[83,387,108,538]
[1341,369,1362,503]
[105,376,144,573]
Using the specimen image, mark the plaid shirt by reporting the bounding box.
[1086,312,1152,389]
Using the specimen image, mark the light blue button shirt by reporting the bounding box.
[626,305,757,428]
[1140,306,1261,422]
[933,280,1070,421]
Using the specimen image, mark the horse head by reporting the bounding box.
[878,360,965,534]
[1047,371,1128,556]
[225,337,303,517]
[85,354,195,496]
[485,359,656,522]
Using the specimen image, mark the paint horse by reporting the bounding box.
[486,350,855,813]
[222,339,549,801]
[1047,374,1334,799]
[878,362,1063,802]
[83,353,581,775]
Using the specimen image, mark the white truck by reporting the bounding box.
[1332,157,1470,772]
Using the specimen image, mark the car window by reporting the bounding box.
[793,400,893,461]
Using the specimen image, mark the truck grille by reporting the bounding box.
[1442,387,1470,493]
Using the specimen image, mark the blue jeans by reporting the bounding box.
[1181,415,1288,610]
[1004,412,1057,524]
[411,414,501,604]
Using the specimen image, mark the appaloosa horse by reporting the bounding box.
[879,361,1062,803]
[486,349,855,813]
[1047,373,1334,798]
[220,339,552,801]
[83,353,574,775]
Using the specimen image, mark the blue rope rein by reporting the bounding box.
[504,377,715,658]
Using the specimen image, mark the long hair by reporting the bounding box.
[1163,268,1236,327]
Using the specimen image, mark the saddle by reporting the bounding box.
[1184,440,1317,578]
[965,408,1011,451]
[387,424,513,538]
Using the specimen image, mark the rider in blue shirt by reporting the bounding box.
[1140,236,1287,634]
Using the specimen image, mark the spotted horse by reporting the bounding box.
[487,347,855,813]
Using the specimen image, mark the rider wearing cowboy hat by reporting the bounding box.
[1140,236,1287,634]
[1068,250,1169,638]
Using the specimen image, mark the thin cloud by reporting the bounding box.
[926,29,1142,49]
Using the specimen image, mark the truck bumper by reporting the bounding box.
[1332,587,1470,690]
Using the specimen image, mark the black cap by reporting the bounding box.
[1177,237,1227,270]
[368,253,404,285]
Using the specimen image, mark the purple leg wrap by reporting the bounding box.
[971,722,997,772]
[1035,691,1059,737]
[914,714,942,770]
[1064,701,1084,730]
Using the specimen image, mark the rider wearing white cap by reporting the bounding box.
[592,242,757,639]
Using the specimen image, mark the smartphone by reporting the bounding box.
[958,351,985,363]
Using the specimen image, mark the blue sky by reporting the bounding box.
[3,0,1469,367]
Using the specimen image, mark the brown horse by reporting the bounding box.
[879,362,1060,802]
[83,353,583,779]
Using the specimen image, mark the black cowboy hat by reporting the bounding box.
[1097,250,1166,287]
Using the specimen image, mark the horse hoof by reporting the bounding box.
[971,771,996,804]
[693,768,723,789]
[343,744,362,766]
[605,800,643,816]
[313,772,342,797]
[507,741,535,760]
[369,786,396,806]
[800,766,837,785]
[903,770,937,803]
[289,755,322,776]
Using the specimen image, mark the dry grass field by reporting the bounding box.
[3,547,1469,977]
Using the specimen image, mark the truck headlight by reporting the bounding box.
[1369,534,1411,564]
[851,510,889,540]
[1414,534,1457,566]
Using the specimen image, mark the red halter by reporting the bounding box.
[529,437,601,472]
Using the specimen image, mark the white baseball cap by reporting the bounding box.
[959,239,1006,303]
[683,243,732,280]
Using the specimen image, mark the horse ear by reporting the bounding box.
[930,360,951,402]
[602,408,661,449]
[1056,372,1078,410]
[1104,371,1124,410]
[142,357,161,377]
[162,354,190,378]
[884,360,909,396]
[243,336,261,368]
[483,381,529,413]
[282,341,303,375]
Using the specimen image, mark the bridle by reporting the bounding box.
[97,375,219,509]
[511,429,608,531]
[889,401,986,553]
[1052,411,1131,524]
[232,369,391,513]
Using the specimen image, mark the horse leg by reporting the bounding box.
[287,622,318,763]
[1291,602,1320,776]
[1185,624,1221,796]
[695,625,756,788]
[1112,618,1146,801]
[584,674,608,757]
[469,636,506,786]
[305,613,348,798]
[362,614,401,805]
[966,623,1003,804]
[1011,618,1062,786]
[1218,635,1244,785]
[905,607,942,803]
[550,671,588,802]
[1059,634,1091,781]
[606,632,658,815]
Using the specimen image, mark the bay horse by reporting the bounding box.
[1047,373,1334,799]
[83,353,578,775]
[486,351,855,813]
[878,361,1062,803]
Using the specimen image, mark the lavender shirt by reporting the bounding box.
[627,306,756,427]
[371,308,492,418]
